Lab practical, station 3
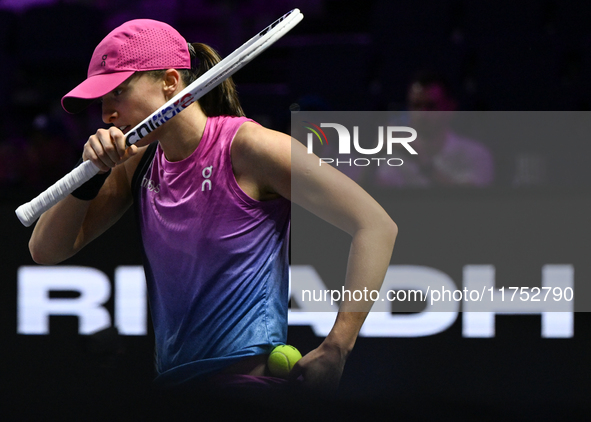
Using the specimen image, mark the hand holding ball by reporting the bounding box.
[267,345,302,378]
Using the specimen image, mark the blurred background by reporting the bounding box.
[2,0,591,420]
[1,0,591,198]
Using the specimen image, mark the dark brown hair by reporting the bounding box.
[147,42,245,117]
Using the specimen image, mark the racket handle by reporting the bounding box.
[15,160,101,227]
[16,9,304,228]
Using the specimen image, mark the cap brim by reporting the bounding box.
[61,71,136,114]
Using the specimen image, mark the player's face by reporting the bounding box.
[101,73,167,143]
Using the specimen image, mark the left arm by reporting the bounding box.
[233,122,398,390]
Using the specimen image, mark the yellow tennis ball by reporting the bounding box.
[267,344,302,378]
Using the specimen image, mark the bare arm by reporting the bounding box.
[233,122,398,390]
[29,127,142,264]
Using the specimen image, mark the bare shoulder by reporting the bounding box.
[233,121,291,160]
[232,121,291,200]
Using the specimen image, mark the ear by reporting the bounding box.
[162,69,181,99]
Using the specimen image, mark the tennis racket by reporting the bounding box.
[16,8,303,227]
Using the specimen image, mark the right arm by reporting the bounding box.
[29,127,144,265]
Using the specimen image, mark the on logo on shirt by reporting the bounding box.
[202,166,213,191]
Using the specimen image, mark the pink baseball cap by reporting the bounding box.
[62,19,191,114]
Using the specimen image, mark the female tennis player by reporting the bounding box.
[28,19,397,393]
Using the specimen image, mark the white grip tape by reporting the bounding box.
[15,160,100,227]
[15,9,303,227]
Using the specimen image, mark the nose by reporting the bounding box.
[102,102,118,124]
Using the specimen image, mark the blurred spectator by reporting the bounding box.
[375,70,494,188]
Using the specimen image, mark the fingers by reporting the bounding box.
[288,360,304,383]
[287,348,344,393]
[123,144,139,161]
[83,128,135,173]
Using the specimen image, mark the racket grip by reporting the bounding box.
[15,160,101,227]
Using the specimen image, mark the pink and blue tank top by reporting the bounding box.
[131,115,291,387]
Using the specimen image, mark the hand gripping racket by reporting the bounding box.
[16,9,303,227]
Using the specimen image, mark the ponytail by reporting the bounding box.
[183,43,245,117]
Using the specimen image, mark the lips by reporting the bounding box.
[118,125,130,134]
